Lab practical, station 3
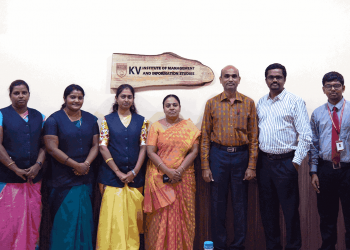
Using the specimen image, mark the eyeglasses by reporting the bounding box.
[267,75,284,81]
[324,84,343,90]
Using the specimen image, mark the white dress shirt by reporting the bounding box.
[256,89,312,165]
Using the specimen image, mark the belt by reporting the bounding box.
[260,150,295,160]
[319,158,350,169]
[211,142,248,153]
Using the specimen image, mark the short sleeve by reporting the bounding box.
[0,111,3,127]
[140,119,150,146]
[146,122,159,146]
[43,117,58,136]
[99,117,109,146]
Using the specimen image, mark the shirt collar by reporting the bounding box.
[267,89,287,101]
[220,91,243,103]
[327,97,344,111]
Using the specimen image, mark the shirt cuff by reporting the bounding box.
[201,160,209,170]
[248,159,256,170]
[310,164,318,172]
[292,156,302,166]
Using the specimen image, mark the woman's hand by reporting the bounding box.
[14,167,29,181]
[73,163,89,176]
[120,171,135,184]
[25,163,41,179]
[166,168,182,183]
[115,170,127,183]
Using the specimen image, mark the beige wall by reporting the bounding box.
[1,0,350,126]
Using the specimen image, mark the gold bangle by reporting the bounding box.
[157,162,163,168]
[7,161,15,167]
[84,161,91,166]
[105,158,113,164]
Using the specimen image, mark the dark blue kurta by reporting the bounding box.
[0,105,43,183]
[97,112,145,188]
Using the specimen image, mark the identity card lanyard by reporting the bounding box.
[327,99,346,152]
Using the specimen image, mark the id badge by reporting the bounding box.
[336,140,344,152]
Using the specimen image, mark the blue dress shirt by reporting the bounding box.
[309,97,350,172]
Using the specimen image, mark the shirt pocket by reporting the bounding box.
[234,109,249,132]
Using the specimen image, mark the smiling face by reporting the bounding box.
[323,80,345,104]
[10,84,30,109]
[116,88,134,111]
[163,97,181,120]
[219,66,241,93]
[64,90,84,111]
[265,68,286,94]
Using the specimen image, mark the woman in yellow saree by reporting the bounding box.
[144,94,200,250]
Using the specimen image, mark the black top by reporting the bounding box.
[44,109,99,188]
[97,112,145,188]
[0,105,43,183]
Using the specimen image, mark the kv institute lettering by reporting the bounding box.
[128,66,195,76]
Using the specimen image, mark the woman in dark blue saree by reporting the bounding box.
[44,84,99,250]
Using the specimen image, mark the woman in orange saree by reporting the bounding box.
[144,95,200,250]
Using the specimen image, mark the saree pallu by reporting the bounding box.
[96,185,144,250]
[0,181,41,250]
[48,184,93,250]
[144,119,200,250]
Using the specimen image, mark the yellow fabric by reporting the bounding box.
[119,114,132,127]
[96,185,144,250]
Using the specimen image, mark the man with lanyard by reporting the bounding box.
[256,63,312,250]
[309,71,350,250]
[201,65,258,250]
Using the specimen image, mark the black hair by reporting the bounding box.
[112,84,137,114]
[162,94,181,107]
[9,80,29,96]
[61,84,85,109]
[322,71,344,86]
[265,63,287,78]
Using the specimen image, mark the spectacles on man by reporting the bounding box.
[323,84,343,90]
[267,75,284,81]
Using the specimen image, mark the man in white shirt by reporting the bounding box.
[256,63,312,250]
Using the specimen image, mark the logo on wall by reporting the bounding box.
[116,63,127,78]
[111,52,214,89]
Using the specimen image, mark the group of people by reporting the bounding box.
[0,80,200,250]
[201,63,349,250]
[0,62,348,250]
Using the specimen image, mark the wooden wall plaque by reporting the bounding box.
[111,52,214,89]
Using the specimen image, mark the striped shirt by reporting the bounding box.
[201,91,258,170]
[256,89,312,165]
[309,98,350,172]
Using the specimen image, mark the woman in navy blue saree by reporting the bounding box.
[44,84,99,250]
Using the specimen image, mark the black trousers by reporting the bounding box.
[210,146,249,250]
[257,152,301,250]
[317,159,350,250]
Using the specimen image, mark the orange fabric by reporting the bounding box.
[144,119,200,250]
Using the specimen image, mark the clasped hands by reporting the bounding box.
[15,163,41,181]
[116,170,136,184]
[72,162,90,176]
[166,167,184,184]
